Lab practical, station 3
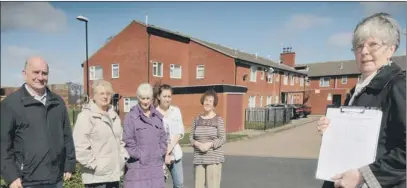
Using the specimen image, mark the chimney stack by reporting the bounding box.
[280,46,296,67]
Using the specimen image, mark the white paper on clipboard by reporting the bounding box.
[315,106,383,182]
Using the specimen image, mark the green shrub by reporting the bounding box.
[63,163,85,188]
[68,107,81,126]
[1,164,124,188]
[0,164,84,188]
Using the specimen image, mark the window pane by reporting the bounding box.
[95,67,103,79]
[158,64,162,76]
[197,66,204,78]
[175,66,181,78]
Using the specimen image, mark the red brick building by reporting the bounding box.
[83,20,307,131]
[295,55,406,115]
[0,83,73,105]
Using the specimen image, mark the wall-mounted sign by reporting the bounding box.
[315,89,320,94]
[327,93,332,101]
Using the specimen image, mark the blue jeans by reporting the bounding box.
[167,158,184,188]
[24,180,63,188]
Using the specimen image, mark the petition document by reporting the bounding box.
[316,107,383,181]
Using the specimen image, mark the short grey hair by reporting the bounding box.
[352,12,401,51]
[136,83,153,98]
[92,80,114,95]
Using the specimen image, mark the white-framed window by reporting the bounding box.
[283,72,288,85]
[320,77,330,87]
[170,64,182,79]
[276,73,280,82]
[153,61,163,77]
[259,96,263,106]
[327,93,332,101]
[295,76,298,83]
[260,71,265,80]
[300,76,304,86]
[111,64,119,78]
[248,96,256,108]
[289,74,294,85]
[341,76,348,84]
[90,66,103,80]
[250,66,257,82]
[267,72,273,83]
[124,97,138,112]
[266,96,272,105]
[275,96,279,104]
[196,65,205,79]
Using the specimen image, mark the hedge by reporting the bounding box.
[0,164,85,188]
[0,164,126,188]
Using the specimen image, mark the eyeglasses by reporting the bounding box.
[96,92,112,96]
[351,42,386,54]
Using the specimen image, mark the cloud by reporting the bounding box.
[284,14,332,31]
[360,2,406,16]
[327,32,353,47]
[1,45,39,69]
[0,2,67,33]
[1,45,82,87]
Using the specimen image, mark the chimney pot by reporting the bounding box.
[279,47,296,67]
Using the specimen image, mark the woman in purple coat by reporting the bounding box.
[122,83,168,188]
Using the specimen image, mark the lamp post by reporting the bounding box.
[76,15,89,98]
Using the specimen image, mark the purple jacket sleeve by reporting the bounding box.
[159,120,168,157]
[122,114,145,160]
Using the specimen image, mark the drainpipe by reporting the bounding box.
[234,60,237,85]
[279,71,282,103]
[147,33,151,83]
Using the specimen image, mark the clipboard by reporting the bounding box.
[315,106,383,182]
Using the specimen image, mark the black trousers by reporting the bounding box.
[85,181,120,188]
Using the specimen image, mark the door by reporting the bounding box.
[227,94,243,132]
[332,94,342,106]
[281,92,286,104]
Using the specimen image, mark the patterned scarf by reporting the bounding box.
[348,60,393,106]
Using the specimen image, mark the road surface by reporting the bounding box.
[166,117,324,188]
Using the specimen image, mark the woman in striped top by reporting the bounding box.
[189,89,226,188]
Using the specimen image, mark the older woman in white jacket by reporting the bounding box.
[73,80,129,188]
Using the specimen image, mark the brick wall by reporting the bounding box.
[307,88,349,115]
[188,41,235,85]
[171,93,226,131]
[0,84,70,105]
[307,74,357,114]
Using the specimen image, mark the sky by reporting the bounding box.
[1,1,406,87]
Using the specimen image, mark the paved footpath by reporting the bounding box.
[221,116,322,158]
[166,116,325,188]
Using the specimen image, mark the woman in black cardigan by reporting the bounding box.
[317,13,406,188]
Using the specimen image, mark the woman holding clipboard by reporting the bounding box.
[317,13,406,188]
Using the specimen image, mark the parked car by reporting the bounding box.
[266,103,311,119]
[292,104,312,118]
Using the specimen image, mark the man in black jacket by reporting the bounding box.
[0,57,76,188]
